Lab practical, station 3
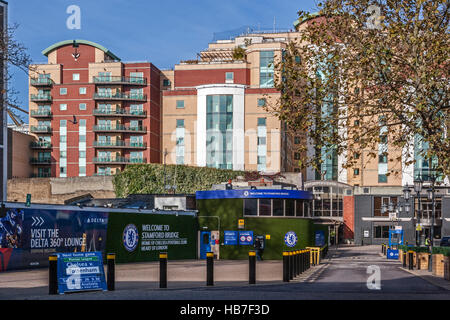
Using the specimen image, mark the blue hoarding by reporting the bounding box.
[238,231,254,245]
[57,251,107,294]
[224,231,238,245]
[315,231,325,247]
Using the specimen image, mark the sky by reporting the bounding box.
[8,0,319,123]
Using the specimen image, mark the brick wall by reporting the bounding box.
[343,195,355,240]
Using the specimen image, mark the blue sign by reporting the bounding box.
[57,251,107,294]
[284,231,298,247]
[224,231,238,245]
[315,231,325,247]
[238,231,254,245]
[387,249,399,260]
[196,189,313,200]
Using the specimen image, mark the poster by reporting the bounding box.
[224,231,238,245]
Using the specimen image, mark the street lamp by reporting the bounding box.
[426,175,436,272]
[413,177,423,246]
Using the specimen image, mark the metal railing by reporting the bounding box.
[93,157,146,164]
[93,92,147,101]
[30,94,52,101]
[30,141,52,149]
[93,125,147,132]
[30,78,54,86]
[30,110,53,117]
[93,108,147,117]
[30,126,52,133]
[93,141,146,148]
[93,76,147,85]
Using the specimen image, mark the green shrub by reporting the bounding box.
[432,247,450,256]
[113,164,260,197]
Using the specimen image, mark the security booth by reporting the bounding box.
[387,228,404,260]
[196,186,329,260]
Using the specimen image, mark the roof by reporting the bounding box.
[42,39,121,61]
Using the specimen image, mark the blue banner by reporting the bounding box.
[238,231,254,245]
[57,251,107,294]
[224,231,238,245]
[196,189,313,200]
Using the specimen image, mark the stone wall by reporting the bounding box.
[7,176,115,204]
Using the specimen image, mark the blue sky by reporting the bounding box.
[9,0,319,122]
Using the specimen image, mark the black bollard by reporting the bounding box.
[107,253,116,291]
[289,251,294,280]
[403,251,407,268]
[206,252,214,286]
[283,251,289,282]
[249,251,256,285]
[49,254,58,295]
[408,251,414,270]
[293,251,297,278]
[296,251,300,276]
[159,252,168,288]
[299,250,304,274]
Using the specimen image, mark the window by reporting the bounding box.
[225,72,234,83]
[259,199,272,216]
[79,135,86,142]
[79,119,86,127]
[60,104,67,111]
[176,100,185,109]
[257,98,266,107]
[294,153,301,160]
[379,154,388,163]
[60,151,67,158]
[60,120,67,127]
[79,151,86,158]
[260,51,274,88]
[354,153,360,159]
[176,119,184,128]
[257,118,266,126]
[354,168,360,175]
[72,73,80,81]
[79,87,87,95]
[273,199,284,216]
[296,200,304,216]
[374,225,390,239]
[378,174,387,183]
[257,137,266,145]
[163,79,171,86]
[79,103,87,110]
[285,199,295,216]
[60,135,66,143]
[294,136,301,144]
[79,166,86,175]
[60,88,67,95]
[244,199,258,216]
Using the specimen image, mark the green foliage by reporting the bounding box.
[232,46,246,60]
[432,247,450,256]
[113,164,257,197]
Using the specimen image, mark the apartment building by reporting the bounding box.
[161,31,301,173]
[28,40,161,177]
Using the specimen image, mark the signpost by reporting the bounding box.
[238,219,245,229]
[238,231,253,245]
[56,251,107,294]
[223,231,238,245]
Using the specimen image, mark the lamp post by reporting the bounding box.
[426,176,436,272]
[413,178,423,246]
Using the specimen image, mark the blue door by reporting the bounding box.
[200,231,211,259]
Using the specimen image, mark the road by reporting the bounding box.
[0,245,448,301]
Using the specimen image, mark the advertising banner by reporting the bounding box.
[57,251,107,294]
[0,206,108,271]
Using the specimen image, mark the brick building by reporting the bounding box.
[28,40,161,177]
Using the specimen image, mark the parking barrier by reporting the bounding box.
[107,253,115,291]
[402,251,407,268]
[408,251,414,270]
[283,251,289,282]
[49,254,58,295]
[159,252,168,288]
[206,252,214,286]
[249,251,256,285]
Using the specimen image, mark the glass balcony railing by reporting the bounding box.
[30,141,52,149]
[93,108,146,117]
[30,93,52,101]
[31,172,52,178]
[93,92,147,101]
[30,109,53,117]
[30,126,52,133]
[93,141,147,148]
[30,157,51,164]
[93,125,147,132]
[93,76,147,85]
[93,157,146,164]
[30,78,54,86]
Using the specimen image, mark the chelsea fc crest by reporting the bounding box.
[123,224,139,252]
[284,231,298,247]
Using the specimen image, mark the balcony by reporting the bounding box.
[30,78,54,87]
[93,125,147,133]
[30,126,52,133]
[93,157,146,164]
[30,141,52,149]
[93,76,147,86]
[93,108,147,117]
[93,141,147,149]
[30,109,53,118]
[30,93,52,102]
[31,172,52,178]
[30,157,51,165]
[93,92,147,102]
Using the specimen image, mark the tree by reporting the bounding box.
[1,23,33,123]
[268,0,449,180]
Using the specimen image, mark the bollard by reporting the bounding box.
[107,253,116,291]
[290,251,295,280]
[159,252,168,288]
[296,251,300,276]
[283,251,289,282]
[293,251,297,278]
[402,251,407,268]
[206,252,214,286]
[249,251,256,285]
[417,253,421,270]
[300,250,305,273]
[49,254,58,295]
[408,251,414,270]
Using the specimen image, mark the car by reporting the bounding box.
[440,236,450,247]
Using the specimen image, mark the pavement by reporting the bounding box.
[0,245,448,300]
